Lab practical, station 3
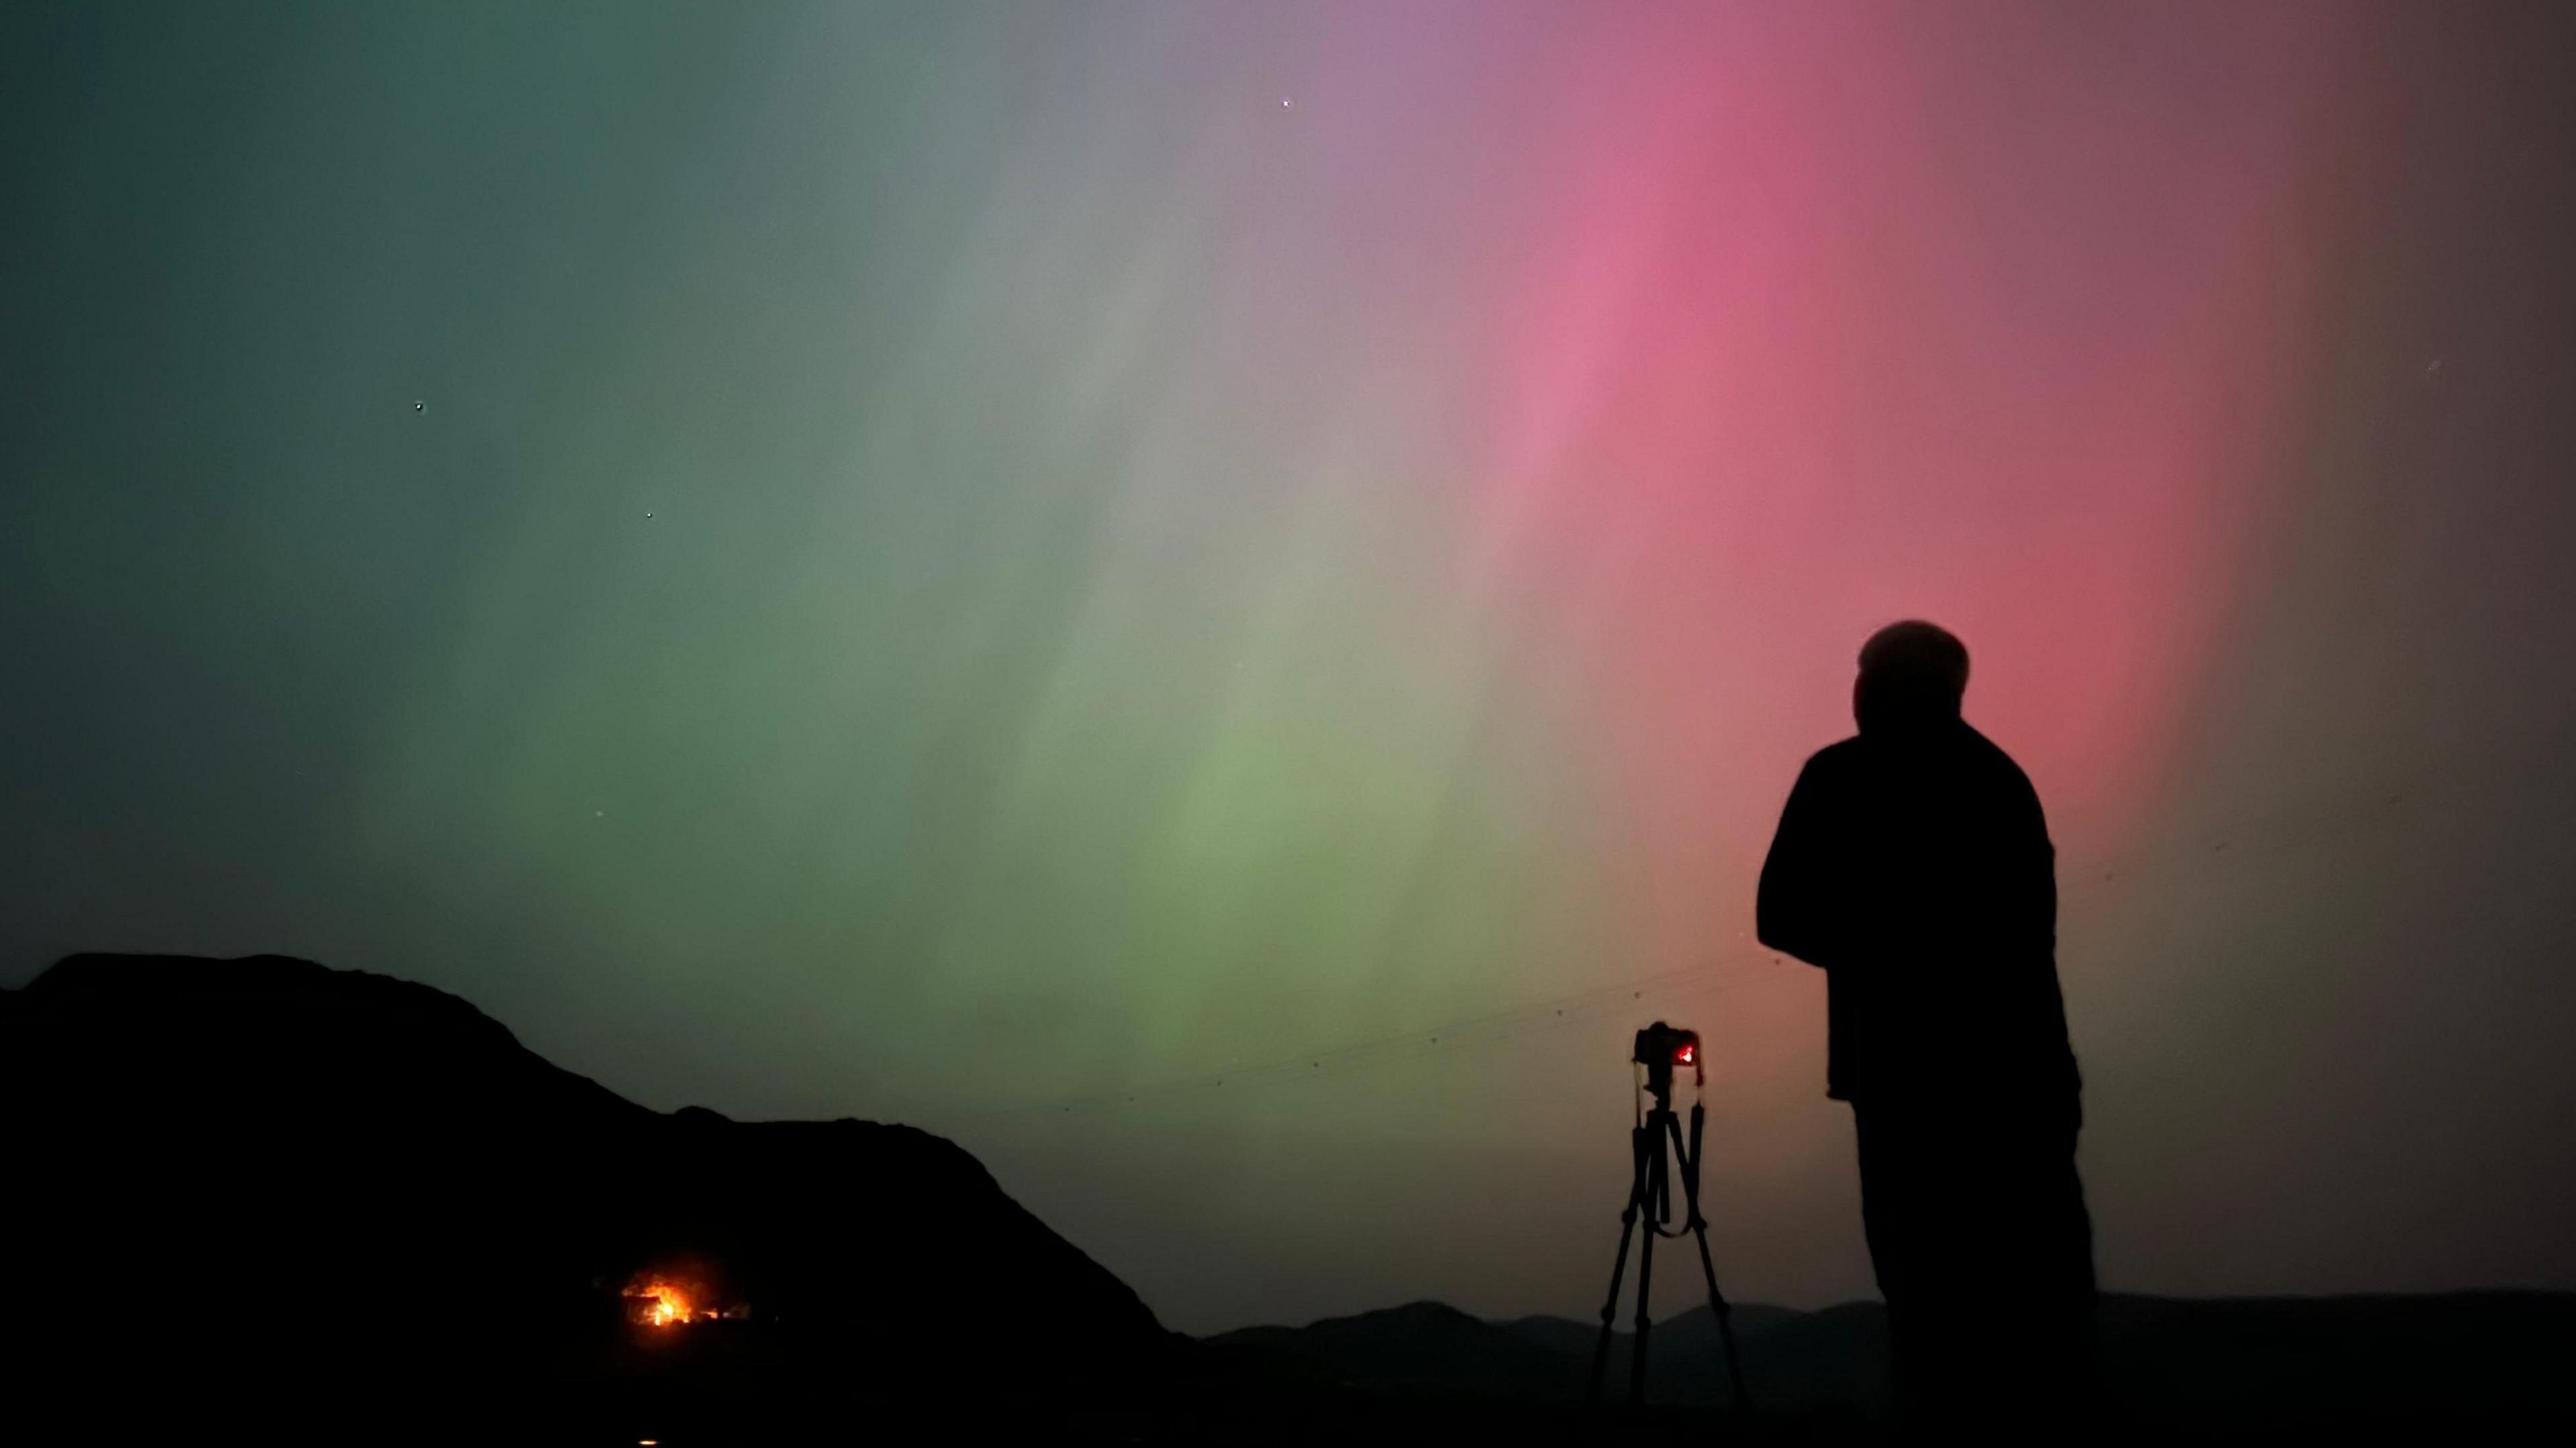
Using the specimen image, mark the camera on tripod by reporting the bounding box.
[1591,1019,1749,1413]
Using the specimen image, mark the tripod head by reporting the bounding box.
[1631,1021,1703,1108]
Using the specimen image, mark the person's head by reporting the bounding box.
[1854,620,1969,734]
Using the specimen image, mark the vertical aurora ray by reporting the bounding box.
[365,1,1647,1106]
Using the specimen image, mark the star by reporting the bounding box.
[413,400,425,412]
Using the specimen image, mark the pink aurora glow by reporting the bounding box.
[1407,5,2371,970]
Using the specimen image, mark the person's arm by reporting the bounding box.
[2000,763,2060,961]
[1756,755,1849,969]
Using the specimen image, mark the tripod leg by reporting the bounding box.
[1673,1105,1755,1416]
[1587,1121,1653,1406]
[1629,1113,1667,1406]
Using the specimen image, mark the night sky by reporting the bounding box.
[6,1,2573,1335]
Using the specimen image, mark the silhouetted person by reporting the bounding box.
[1757,621,2096,1431]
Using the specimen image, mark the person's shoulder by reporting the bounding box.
[1803,736,1866,774]
[1791,736,1868,795]
[1957,722,2019,763]
[1960,723,2043,795]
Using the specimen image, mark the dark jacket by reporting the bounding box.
[1756,718,2078,1107]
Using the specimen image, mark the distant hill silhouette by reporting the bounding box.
[1212,1301,1577,1400]
[1211,1290,2576,1434]
[3,953,1173,1440]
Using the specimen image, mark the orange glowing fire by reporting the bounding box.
[623,1275,699,1328]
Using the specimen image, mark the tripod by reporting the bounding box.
[1587,1034,1753,1416]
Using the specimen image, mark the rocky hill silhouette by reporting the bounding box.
[3,953,1172,1440]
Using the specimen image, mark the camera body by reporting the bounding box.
[1632,1021,1700,1070]
[1633,1020,1702,1099]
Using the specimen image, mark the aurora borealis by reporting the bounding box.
[7,1,2574,1334]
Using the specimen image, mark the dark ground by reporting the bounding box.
[9,954,2569,1443]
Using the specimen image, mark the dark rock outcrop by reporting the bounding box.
[2,953,1169,1437]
